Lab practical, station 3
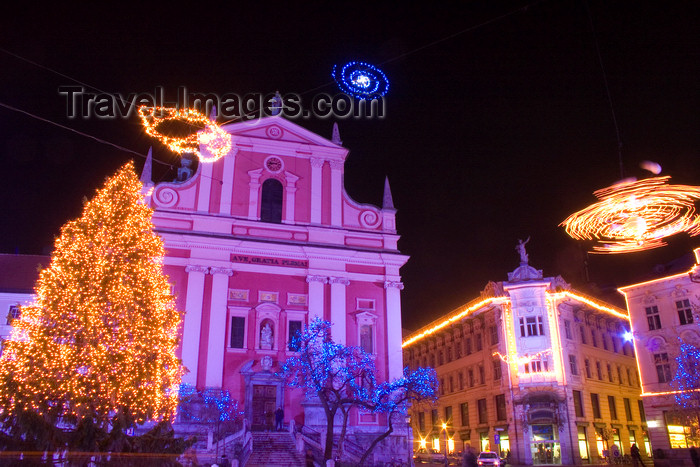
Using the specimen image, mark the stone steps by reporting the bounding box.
[246,431,304,467]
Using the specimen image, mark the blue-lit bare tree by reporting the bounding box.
[279,318,437,464]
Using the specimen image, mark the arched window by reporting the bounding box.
[260,178,283,223]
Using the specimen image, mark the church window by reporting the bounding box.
[288,320,302,351]
[230,316,246,349]
[360,324,374,354]
[260,178,283,223]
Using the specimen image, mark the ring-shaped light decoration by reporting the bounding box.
[332,61,389,99]
[137,106,232,162]
[561,176,700,254]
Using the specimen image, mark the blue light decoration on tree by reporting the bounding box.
[279,318,437,463]
[178,384,243,423]
[332,61,389,99]
[673,342,700,408]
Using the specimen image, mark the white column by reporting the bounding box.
[310,158,324,224]
[329,160,343,227]
[218,151,236,215]
[205,267,234,388]
[329,277,350,344]
[283,171,299,224]
[306,275,327,322]
[247,169,263,220]
[385,280,405,380]
[181,265,209,386]
[197,162,213,212]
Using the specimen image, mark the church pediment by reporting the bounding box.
[222,116,344,149]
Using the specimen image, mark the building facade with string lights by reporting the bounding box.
[139,116,409,459]
[403,247,647,465]
[618,247,700,460]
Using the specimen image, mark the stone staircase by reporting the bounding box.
[246,431,305,467]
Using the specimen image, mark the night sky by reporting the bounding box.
[1,2,698,331]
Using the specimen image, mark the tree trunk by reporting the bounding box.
[324,405,336,461]
[359,414,394,466]
[337,407,349,460]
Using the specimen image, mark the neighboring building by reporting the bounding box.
[403,244,645,465]
[141,117,409,461]
[618,247,700,460]
[0,254,49,349]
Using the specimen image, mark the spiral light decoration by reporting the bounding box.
[561,176,700,254]
[332,61,389,99]
[138,106,232,162]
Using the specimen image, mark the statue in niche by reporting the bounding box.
[516,237,530,264]
[260,322,273,350]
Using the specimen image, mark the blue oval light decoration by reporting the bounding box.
[332,61,389,99]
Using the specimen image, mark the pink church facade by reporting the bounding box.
[141,117,408,440]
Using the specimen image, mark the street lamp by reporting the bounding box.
[442,422,448,466]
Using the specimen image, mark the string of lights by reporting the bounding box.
[0,162,184,425]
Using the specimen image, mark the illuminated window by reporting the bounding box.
[260,178,283,223]
[569,355,579,375]
[590,393,601,419]
[645,306,661,331]
[460,402,470,426]
[676,299,694,325]
[573,390,584,417]
[654,352,672,383]
[578,426,589,460]
[608,395,618,420]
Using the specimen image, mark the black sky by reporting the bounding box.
[1,1,698,330]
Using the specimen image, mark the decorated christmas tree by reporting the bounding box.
[0,161,184,429]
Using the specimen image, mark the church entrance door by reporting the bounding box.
[252,384,277,430]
